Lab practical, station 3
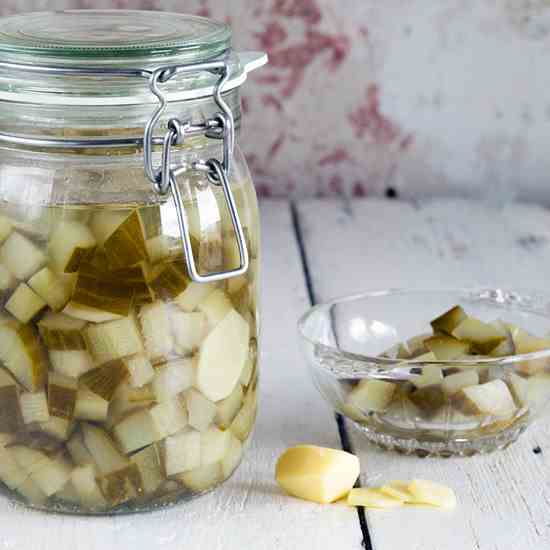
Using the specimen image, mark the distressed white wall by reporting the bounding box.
[3,0,550,200]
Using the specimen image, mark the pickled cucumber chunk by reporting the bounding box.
[452,318,505,354]
[80,360,128,401]
[19,390,49,425]
[130,445,164,495]
[196,309,249,402]
[83,316,143,366]
[38,312,86,350]
[74,389,109,422]
[28,267,72,312]
[425,335,470,360]
[100,463,143,506]
[163,429,201,476]
[138,301,174,364]
[430,305,467,335]
[71,464,107,510]
[5,283,46,324]
[456,379,517,417]
[103,210,148,270]
[0,232,46,280]
[0,216,13,243]
[48,373,78,420]
[0,322,47,391]
[0,264,15,291]
[49,221,96,273]
[0,370,22,433]
[65,272,133,321]
[49,350,94,379]
[114,409,163,454]
[81,424,128,475]
[150,262,190,299]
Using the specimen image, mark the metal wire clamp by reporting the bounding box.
[0,56,249,283]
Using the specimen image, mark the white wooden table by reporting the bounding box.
[1,198,549,550]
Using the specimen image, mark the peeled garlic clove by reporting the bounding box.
[275,445,360,504]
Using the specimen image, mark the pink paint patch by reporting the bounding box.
[268,133,286,159]
[255,183,273,197]
[254,74,283,86]
[255,21,288,50]
[349,84,401,143]
[262,94,283,111]
[195,7,211,17]
[352,182,368,197]
[318,147,350,166]
[241,96,250,115]
[399,134,415,151]
[266,29,350,97]
[328,174,344,195]
[271,0,322,25]
[359,26,369,38]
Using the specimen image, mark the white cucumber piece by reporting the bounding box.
[196,309,249,402]
[170,310,207,355]
[84,316,143,366]
[5,283,46,323]
[185,388,217,432]
[20,391,50,424]
[49,350,94,378]
[39,416,72,441]
[67,431,94,466]
[114,409,163,454]
[89,210,128,246]
[0,321,47,391]
[0,264,15,291]
[81,423,129,475]
[459,379,517,417]
[49,221,96,273]
[74,389,109,422]
[149,398,188,438]
[0,216,13,243]
[346,379,396,413]
[130,445,164,495]
[200,426,231,466]
[30,455,72,497]
[230,390,257,441]
[28,267,71,311]
[163,428,201,476]
[442,370,479,396]
[138,301,174,363]
[197,289,232,327]
[152,359,194,402]
[0,232,46,280]
[71,464,107,510]
[175,281,217,312]
[179,462,222,492]
[63,302,124,324]
[123,354,155,388]
[215,384,244,429]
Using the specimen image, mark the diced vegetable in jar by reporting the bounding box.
[0,201,258,513]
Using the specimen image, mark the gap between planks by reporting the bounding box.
[290,201,374,550]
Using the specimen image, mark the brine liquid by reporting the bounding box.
[0,196,259,514]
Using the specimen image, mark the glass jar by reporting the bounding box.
[0,10,266,514]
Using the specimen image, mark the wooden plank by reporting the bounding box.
[296,197,550,550]
[0,200,360,550]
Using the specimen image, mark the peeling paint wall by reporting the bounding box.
[4,1,550,200]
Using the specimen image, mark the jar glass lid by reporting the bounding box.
[0,10,266,105]
[0,10,231,63]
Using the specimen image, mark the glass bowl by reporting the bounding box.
[298,288,550,457]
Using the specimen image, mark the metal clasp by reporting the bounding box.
[144,58,249,283]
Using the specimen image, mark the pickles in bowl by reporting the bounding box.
[298,289,550,457]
